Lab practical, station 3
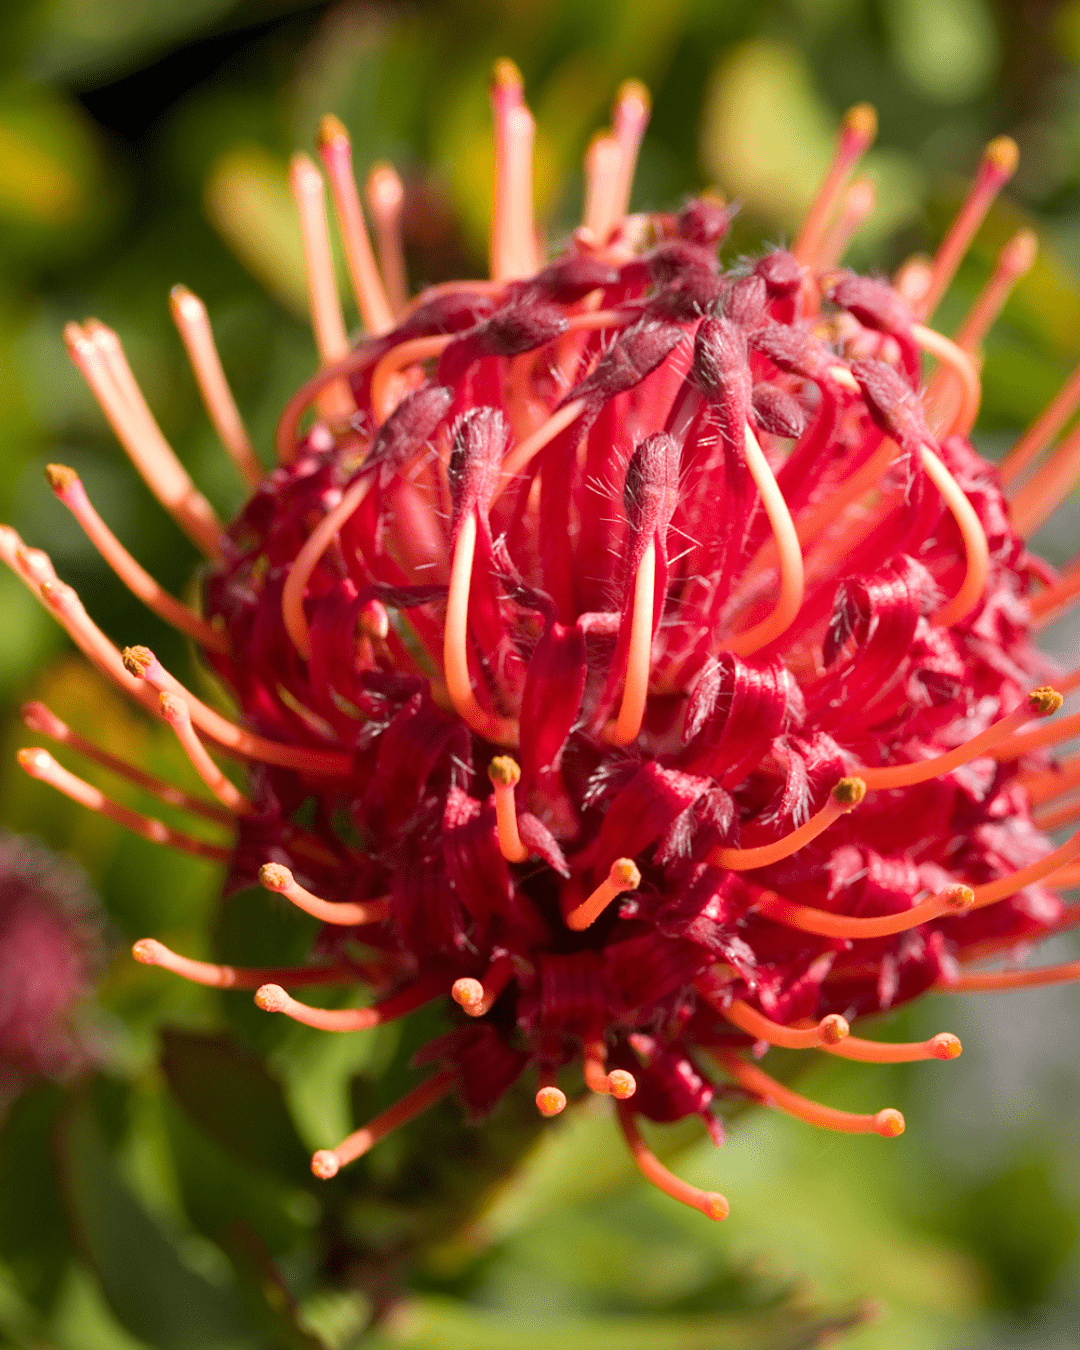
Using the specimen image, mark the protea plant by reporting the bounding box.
[6,61,1080,1225]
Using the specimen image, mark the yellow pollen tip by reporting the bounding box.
[311,1150,339,1179]
[984,135,1019,176]
[317,113,349,150]
[451,977,485,1013]
[536,1086,567,1117]
[131,938,162,965]
[121,645,153,676]
[487,755,521,788]
[842,102,878,143]
[607,1069,637,1099]
[44,463,78,494]
[819,1014,850,1045]
[255,983,288,1013]
[1028,685,1063,716]
[491,57,523,91]
[833,776,867,809]
[158,692,183,721]
[874,1108,905,1137]
[258,862,292,892]
[930,1033,962,1060]
[609,858,642,890]
[615,78,651,113]
[942,884,976,910]
[704,1193,730,1221]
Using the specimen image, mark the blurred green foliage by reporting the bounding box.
[1,1,1080,1348]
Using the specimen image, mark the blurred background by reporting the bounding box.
[1,1,1079,1347]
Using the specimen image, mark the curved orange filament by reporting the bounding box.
[817,176,875,269]
[920,445,991,628]
[583,133,623,243]
[317,115,395,335]
[716,1050,904,1137]
[311,1068,457,1179]
[451,955,515,1017]
[122,645,352,775]
[1032,795,1080,832]
[610,79,651,224]
[991,708,1080,762]
[64,322,224,560]
[754,883,975,940]
[717,995,849,1048]
[169,285,263,488]
[823,1030,962,1063]
[918,136,1019,321]
[282,473,373,659]
[259,862,390,925]
[18,747,231,863]
[1022,752,1080,808]
[725,424,804,655]
[371,334,453,425]
[795,436,899,552]
[499,397,588,487]
[131,938,354,989]
[565,858,642,932]
[915,323,982,438]
[605,539,655,747]
[365,164,409,316]
[940,959,1080,993]
[20,701,231,827]
[1009,418,1080,538]
[616,1102,728,1221]
[488,756,529,862]
[954,229,1038,353]
[792,103,878,268]
[1030,561,1080,626]
[710,777,866,872]
[158,692,252,815]
[490,61,538,281]
[45,465,227,652]
[255,975,445,1032]
[858,687,1062,789]
[1001,361,1080,489]
[444,512,520,745]
[968,824,1080,910]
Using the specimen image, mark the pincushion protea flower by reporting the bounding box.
[7,60,1080,1223]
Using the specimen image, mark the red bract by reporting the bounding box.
[9,66,1080,1222]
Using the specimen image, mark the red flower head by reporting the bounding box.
[8,67,1080,1220]
[0,828,104,1111]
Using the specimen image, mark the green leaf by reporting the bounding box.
[58,1095,254,1350]
[160,1027,313,1185]
[0,1082,70,1313]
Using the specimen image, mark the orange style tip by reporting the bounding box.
[873,1108,905,1137]
[358,599,389,639]
[942,883,976,911]
[17,747,52,777]
[169,284,204,322]
[311,1149,339,1180]
[1028,685,1063,716]
[44,463,78,495]
[131,938,163,965]
[1001,228,1038,275]
[62,320,85,349]
[535,1085,567,1117]
[158,691,184,722]
[316,113,350,152]
[258,862,293,892]
[983,135,1019,178]
[487,755,521,788]
[606,1069,637,1100]
[615,78,651,114]
[819,1013,850,1045]
[703,1192,730,1221]
[930,1032,962,1060]
[121,644,154,677]
[288,152,322,192]
[491,57,523,92]
[254,983,289,1013]
[366,163,404,206]
[842,102,878,146]
[833,776,867,809]
[451,977,485,1013]
[609,857,642,890]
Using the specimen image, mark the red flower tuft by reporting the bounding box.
[8,67,1080,1220]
